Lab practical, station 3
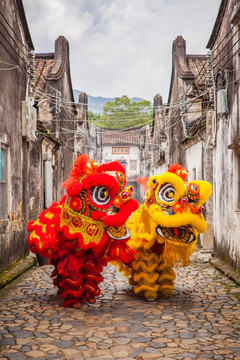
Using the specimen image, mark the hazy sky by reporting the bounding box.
[23,0,221,102]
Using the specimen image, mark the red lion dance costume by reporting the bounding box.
[27,155,138,307]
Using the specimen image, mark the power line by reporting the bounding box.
[34,85,211,113]
[0,38,26,72]
[0,10,30,52]
[0,17,29,60]
[0,24,29,70]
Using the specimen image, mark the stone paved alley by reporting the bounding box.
[0,252,240,360]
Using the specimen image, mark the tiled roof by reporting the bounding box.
[102,130,141,145]
[34,54,55,97]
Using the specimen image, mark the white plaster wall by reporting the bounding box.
[213,99,240,268]
[153,163,168,176]
[185,141,203,180]
[102,145,140,178]
[185,140,214,249]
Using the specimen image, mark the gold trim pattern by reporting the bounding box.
[60,204,105,245]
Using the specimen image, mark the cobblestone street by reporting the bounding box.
[0,252,240,360]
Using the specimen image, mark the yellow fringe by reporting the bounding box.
[110,261,131,278]
[144,290,158,300]
[126,171,212,301]
[133,283,159,296]
[133,272,159,284]
[159,284,174,297]
[134,250,159,263]
[163,240,196,267]
[131,260,158,273]
[158,272,176,283]
[127,205,157,250]
[157,263,176,297]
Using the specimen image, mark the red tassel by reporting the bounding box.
[136,177,150,192]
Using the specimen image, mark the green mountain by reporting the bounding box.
[73,90,146,114]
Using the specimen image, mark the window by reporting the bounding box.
[0,144,8,219]
[130,160,137,171]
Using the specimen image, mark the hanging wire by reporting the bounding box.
[0,27,29,69]
[0,10,30,52]
[0,38,26,72]
[34,85,212,114]
[9,26,239,144]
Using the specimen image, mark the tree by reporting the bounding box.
[88,111,102,126]
[98,95,153,129]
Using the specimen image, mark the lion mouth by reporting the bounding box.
[156,225,196,244]
[106,225,131,241]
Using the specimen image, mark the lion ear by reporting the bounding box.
[62,154,90,190]
[147,176,158,189]
[136,177,150,192]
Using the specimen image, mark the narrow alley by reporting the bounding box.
[0,251,240,360]
[1,1,240,360]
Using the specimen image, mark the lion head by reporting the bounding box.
[145,164,212,248]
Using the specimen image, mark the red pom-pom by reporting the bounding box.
[168,163,188,181]
[69,197,82,211]
[66,182,82,197]
[62,154,90,190]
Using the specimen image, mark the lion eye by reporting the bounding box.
[158,184,176,203]
[90,186,110,205]
[188,183,200,195]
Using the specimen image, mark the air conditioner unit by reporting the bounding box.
[22,101,37,141]
[217,89,228,115]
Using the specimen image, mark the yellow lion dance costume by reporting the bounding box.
[127,164,212,300]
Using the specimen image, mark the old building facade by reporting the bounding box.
[0,0,34,271]
[101,129,141,176]
[161,36,214,249]
[207,0,240,270]
[151,94,168,175]
[75,92,89,157]
[1,0,240,276]
[31,36,77,213]
[0,1,77,272]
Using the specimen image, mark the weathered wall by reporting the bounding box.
[166,36,214,250]
[33,37,76,211]
[152,94,168,175]
[29,140,43,219]
[153,163,168,176]
[207,0,240,270]
[185,138,214,249]
[75,92,89,157]
[185,140,203,181]
[213,110,240,270]
[52,89,75,199]
[45,40,76,201]
[0,0,34,271]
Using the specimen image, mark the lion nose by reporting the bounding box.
[180,197,188,205]
[173,195,205,215]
